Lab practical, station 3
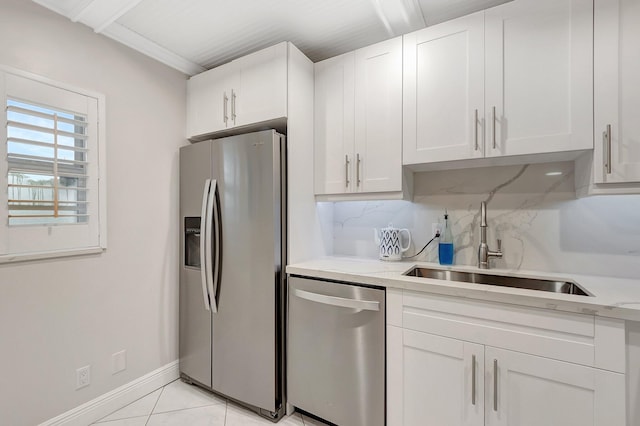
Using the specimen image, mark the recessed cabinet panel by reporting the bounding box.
[485,0,593,157]
[355,37,403,192]
[402,329,484,426]
[314,53,355,194]
[403,12,484,164]
[594,0,640,183]
[485,347,625,426]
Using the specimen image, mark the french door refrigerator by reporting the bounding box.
[179,129,286,420]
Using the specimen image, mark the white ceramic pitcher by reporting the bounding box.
[374,224,411,261]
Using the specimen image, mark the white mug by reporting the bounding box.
[374,224,411,261]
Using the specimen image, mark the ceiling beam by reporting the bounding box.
[370,0,426,36]
[67,0,145,34]
[103,23,206,76]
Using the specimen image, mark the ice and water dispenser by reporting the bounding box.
[184,217,201,268]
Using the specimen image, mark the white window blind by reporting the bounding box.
[0,67,106,261]
[6,99,90,226]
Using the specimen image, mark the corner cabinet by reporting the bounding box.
[314,37,406,199]
[387,289,626,426]
[403,0,593,166]
[186,42,287,139]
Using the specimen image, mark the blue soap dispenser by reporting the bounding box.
[438,210,454,265]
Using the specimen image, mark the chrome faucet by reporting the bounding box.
[478,201,502,269]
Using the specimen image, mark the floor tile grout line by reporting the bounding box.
[144,382,165,425]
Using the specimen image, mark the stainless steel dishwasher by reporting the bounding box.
[287,276,385,426]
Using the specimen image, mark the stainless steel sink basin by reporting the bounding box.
[403,267,591,296]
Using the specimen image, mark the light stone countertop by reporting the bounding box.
[286,256,640,321]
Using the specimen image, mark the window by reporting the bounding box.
[1,67,106,261]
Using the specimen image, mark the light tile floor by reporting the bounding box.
[92,379,328,426]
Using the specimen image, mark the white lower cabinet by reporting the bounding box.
[387,290,626,426]
[388,326,484,426]
[485,347,625,426]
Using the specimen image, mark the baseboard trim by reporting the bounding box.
[39,360,180,426]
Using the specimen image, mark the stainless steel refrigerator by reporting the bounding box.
[179,129,286,421]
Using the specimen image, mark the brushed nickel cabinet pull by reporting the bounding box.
[223,92,228,126]
[493,359,498,412]
[356,153,361,187]
[471,354,477,405]
[492,106,497,149]
[604,124,612,174]
[345,155,350,188]
[231,89,237,125]
[474,109,479,151]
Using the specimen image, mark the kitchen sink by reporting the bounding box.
[403,267,592,296]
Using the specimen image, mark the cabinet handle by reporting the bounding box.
[493,359,498,412]
[345,155,350,188]
[231,89,237,125]
[604,124,612,174]
[356,153,361,187]
[474,109,479,151]
[471,355,476,405]
[223,92,228,126]
[492,106,497,149]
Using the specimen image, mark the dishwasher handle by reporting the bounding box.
[292,288,380,311]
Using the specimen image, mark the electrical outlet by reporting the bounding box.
[76,365,90,389]
[432,222,442,237]
[112,350,126,375]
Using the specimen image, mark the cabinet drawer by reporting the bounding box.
[397,290,624,372]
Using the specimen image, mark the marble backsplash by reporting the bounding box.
[322,162,640,279]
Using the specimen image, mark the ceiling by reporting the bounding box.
[32,0,511,76]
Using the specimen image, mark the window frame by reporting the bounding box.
[0,65,107,263]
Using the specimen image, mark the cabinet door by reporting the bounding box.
[314,52,355,195]
[388,326,484,426]
[186,64,234,138]
[234,42,287,127]
[354,36,403,192]
[594,0,640,183]
[485,0,593,157]
[403,12,484,164]
[485,347,625,426]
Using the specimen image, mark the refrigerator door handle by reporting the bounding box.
[200,179,212,311]
[210,179,221,313]
[204,179,217,313]
[292,288,380,311]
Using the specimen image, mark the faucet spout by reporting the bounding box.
[478,201,503,269]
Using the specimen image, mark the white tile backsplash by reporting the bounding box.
[325,162,640,279]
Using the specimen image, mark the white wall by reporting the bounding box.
[329,162,640,279]
[0,1,187,425]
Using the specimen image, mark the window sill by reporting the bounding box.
[0,247,105,264]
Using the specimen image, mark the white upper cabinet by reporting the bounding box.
[234,43,288,128]
[314,52,355,194]
[187,63,234,137]
[314,37,403,197]
[485,0,593,158]
[403,0,593,166]
[403,12,485,165]
[354,37,403,193]
[186,43,288,139]
[593,0,640,184]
